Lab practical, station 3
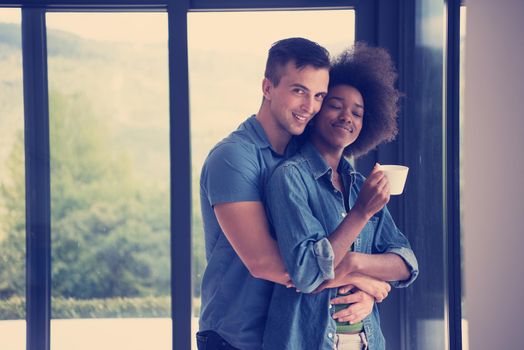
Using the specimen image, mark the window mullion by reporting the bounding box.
[168,1,192,350]
[445,0,463,349]
[22,7,51,350]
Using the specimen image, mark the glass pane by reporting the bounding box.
[188,9,355,349]
[46,12,171,350]
[0,8,26,350]
[404,1,446,349]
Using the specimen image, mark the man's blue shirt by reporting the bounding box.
[264,141,419,350]
[199,115,297,349]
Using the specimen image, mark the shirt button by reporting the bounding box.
[328,333,333,339]
[329,304,333,309]
[341,212,347,218]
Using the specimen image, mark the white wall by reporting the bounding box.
[463,0,524,348]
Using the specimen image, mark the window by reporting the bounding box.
[188,8,355,348]
[46,12,171,350]
[1,2,465,349]
[402,1,447,348]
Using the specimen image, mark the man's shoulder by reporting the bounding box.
[205,136,259,169]
[207,120,262,158]
[201,125,263,183]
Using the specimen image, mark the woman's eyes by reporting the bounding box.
[328,104,363,118]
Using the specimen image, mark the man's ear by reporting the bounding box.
[262,78,272,101]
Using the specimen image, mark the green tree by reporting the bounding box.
[0,90,170,304]
[0,130,25,299]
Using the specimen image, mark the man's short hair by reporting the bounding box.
[264,37,330,86]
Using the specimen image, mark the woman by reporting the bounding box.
[263,43,419,350]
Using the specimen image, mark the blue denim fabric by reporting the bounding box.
[199,115,298,349]
[263,141,419,350]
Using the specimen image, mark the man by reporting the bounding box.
[197,37,331,350]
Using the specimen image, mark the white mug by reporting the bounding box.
[378,165,409,195]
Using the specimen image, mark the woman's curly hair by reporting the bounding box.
[330,43,401,158]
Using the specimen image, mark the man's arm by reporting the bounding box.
[216,201,374,322]
[214,201,292,286]
[202,141,291,287]
[314,252,411,293]
[313,271,391,302]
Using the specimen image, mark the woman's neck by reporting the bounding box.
[310,137,344,171]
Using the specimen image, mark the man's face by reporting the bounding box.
[264,61,329,137]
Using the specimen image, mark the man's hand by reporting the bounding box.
[344,273,390,302]
[314,272,390,302]
[331,290,375,324]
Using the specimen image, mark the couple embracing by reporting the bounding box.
[197,37,418,350]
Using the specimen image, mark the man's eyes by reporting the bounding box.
[292,89,325,102]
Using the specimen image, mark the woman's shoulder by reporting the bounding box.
[273,154,309,178]
[269,152,312,187]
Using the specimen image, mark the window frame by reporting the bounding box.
[0,1,464,349]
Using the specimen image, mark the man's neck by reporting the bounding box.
[255,104,292,155]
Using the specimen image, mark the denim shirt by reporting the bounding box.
[199,116,298,349]
[263,142,419,350]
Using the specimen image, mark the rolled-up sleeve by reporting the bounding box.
[386,246,419,288]
[267,164,334,293]
[373,206,419,288]
[312,238,335,282]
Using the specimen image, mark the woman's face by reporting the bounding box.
[310,84,364,153]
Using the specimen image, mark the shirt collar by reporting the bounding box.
[300,141,356,180]
[246,115,272,149]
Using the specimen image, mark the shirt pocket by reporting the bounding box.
[354,216,379,253]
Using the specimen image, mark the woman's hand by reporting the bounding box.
[331,290,375,324]
[353,163,390,219]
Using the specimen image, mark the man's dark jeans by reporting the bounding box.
[196,330,240,350]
